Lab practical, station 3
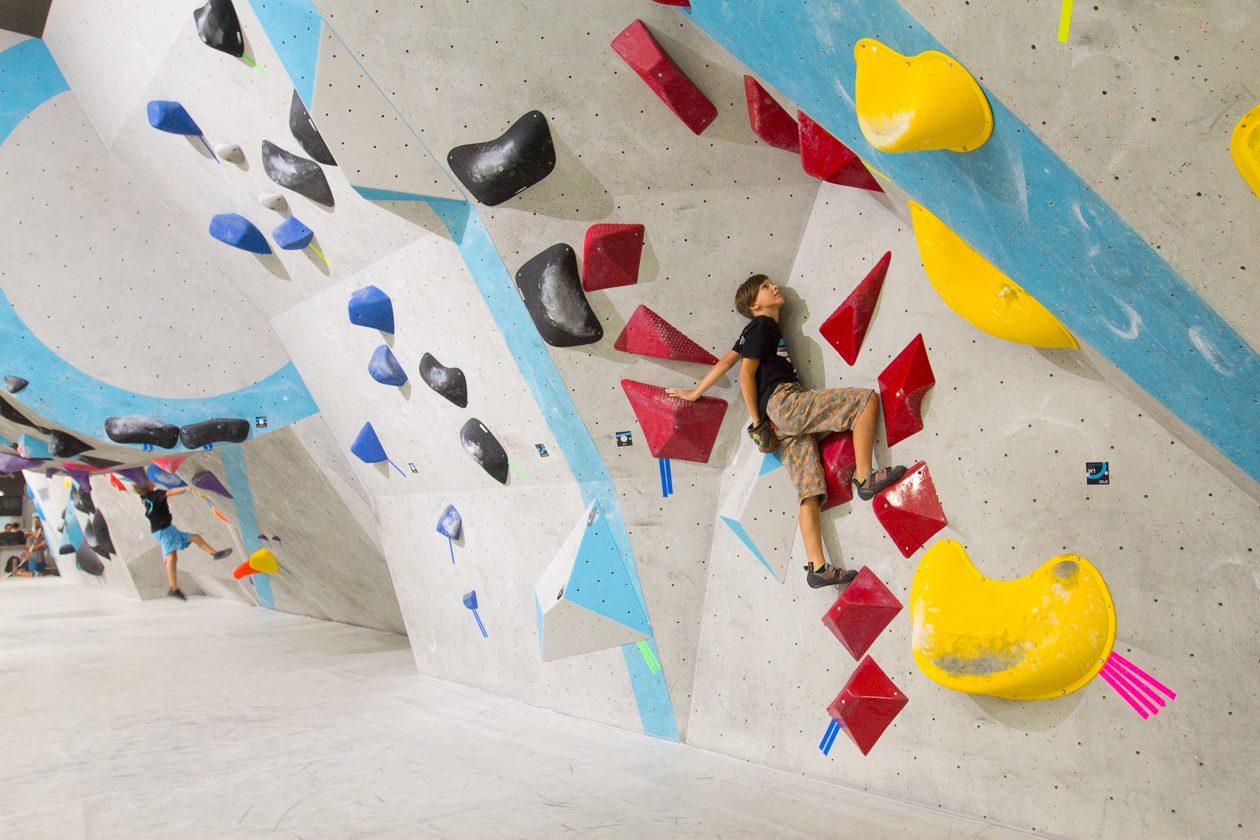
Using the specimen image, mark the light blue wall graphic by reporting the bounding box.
[247,0,323,106]
[219,444,275,609]
[0,39,68,145]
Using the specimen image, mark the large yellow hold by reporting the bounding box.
[1231,103,1260,200]
[909,201,1079,349]
[911,540,1116,700]
[248,547,279,575]
[854,39,993,153]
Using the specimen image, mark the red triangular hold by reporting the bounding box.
[817,430,855,511]
[798,111,883,192]
[827,656,907,755]
[108,474,126,492]
[611,21,717,135]
[614,305,718,365]
[652,0,690,5]
[873,461,947,558]
[877,333,935,447]
[819,252,891,365]
[821,567,903,660]
[743,76,799,152]
[583,223,645,291]
[620,379,728,463]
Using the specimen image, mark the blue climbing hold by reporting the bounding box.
[350,422,387,464]
[209,213,271,254]
[347,285,394,334]
[436,504,462,540]
[462,590,479,610]
[272,216,314,250]
[368,345,408,386]
[147,100,203,136]
[145,464,186,488]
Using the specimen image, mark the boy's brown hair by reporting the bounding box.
[735,273,769,319]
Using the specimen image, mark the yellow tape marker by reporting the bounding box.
[1057,0,1075,43]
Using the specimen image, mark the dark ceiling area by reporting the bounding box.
[0,0,53,38]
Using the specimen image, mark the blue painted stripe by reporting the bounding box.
[218,444,275,609]
[247,0,323,107]
[0,39,68,146]
[353,185,444,203]
[624,639,680,741]
[690,1,1260,483]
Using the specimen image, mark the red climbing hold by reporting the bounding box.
[798,111,883,192]
[743,76,799,152]
[652,0,691,5]
[583,223,645,291]
[819,251,891,365]
[615,305,718,365]
[877,333,934,447]
[827,656,907,755]
[611,20,717,135]
[817,430,856,511]
[620,379,728,463]
[822,567,903,660]
[873,460,947,558]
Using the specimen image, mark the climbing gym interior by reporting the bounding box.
[1,1,1257,838]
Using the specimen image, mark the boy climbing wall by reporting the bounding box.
[667,274,905,589]
[133,478,232,600]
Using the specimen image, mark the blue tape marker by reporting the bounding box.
[664,458,674,496]
[447,536,455,565]
[658,458,667,497]
[472,609,487,638]
[820,719,841,755]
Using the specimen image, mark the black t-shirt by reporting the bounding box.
[733,316,799,420]
[141,489,173,532]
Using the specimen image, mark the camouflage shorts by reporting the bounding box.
[766,383,874,503]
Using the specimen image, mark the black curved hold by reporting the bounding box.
[3,376,28,393]
[76,542,105,575]
[78,455,122,469]
[0,395,42,430]
[58,543,76,556]
[460,418,509,485]
[419,353,468,408]
[447,110,556,206]
[289,91,336,166]
[48,430,93,459]
[84,510,116,558]
[262,141,334,207]
[193,0,245,58]
[105,416,180,449]
[179,418,250,449]
[70,483,95,515]
[515,244,603,347]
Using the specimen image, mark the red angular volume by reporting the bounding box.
[821,567,903,659]
[874,461,947,558]
[615,305,718,365]
[652,0,691,5]
[877,333,934,447]
[798,111,883,192]
[620,379,727,463]
[743,76,799,152]
[817,430,856,511]
[819,252,891,365]
[827,656,907,756]
[583,223,645,291]
[611,20,717,135]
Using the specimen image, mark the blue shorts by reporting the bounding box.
[153,524,192,556]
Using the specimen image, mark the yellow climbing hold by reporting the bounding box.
[910,540,1116,700]
[854,39,993,153]
[248,547,279,575]
[1230,103,1260,200]
[909,201,1079,349]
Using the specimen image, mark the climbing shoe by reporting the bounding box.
[854,465,907,501]
[168,588,187,601]
[805,564,859,589]
[212,549,233,560]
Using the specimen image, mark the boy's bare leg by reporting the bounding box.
[165,552,179,590]
[851,391,879,482]
[799,496,826,571]
[189,534,217,555]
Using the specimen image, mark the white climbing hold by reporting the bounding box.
[259,192,288,212]
[214,143,244,163]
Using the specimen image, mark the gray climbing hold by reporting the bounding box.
[70,483,95,515]
[368,345,408,387]
[259,192,288,212]
[419,353,468,408]
[460,418,509,484]
[3,376,27,393]
[262,140,334,207]
[515,244,603,347]
[447,110,556,206]
[75,541,105,575]
[289,90,336,166]
[193,0,244,58]
[214,143,244,163]
[48,431,92,459]
[84,510,116,558]
[104,416,180,449]
[179,418,250,449]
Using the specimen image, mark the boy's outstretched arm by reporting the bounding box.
[665,350,740,402]
[165,487,190,497]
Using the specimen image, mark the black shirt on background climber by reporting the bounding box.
[733,314,799,421]
[140,488,174,532]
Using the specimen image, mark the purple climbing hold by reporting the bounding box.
[0,453,43,472]
[191,470,233,498]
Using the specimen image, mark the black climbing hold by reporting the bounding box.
[48,430,93,459]
[105,416,180,449]
[289,91,336,166]
[3,376,28,393]
[193,0,245,58]
[447,110,556,206]
[76,541,105,575]
[179,418,250,449]
[70,483,95,515]
[515,243,603,347]
[84,510,115,558]
[0,395,42,430]
[460,418,509,484]
[58,543,76,556]
[419,353,468,408]
[77,455,122,469]
[262,140,334,207]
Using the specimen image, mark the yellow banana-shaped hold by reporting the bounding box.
[911,540,1116,700]
[1230,103,1260,200]
[854,39,993,153]
[248,547,279,575]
